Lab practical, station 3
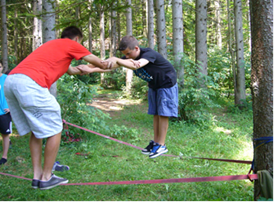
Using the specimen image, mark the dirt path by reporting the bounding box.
[88,95,145,117]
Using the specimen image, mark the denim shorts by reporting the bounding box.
[148,83,178,117]
[4,74,62,139]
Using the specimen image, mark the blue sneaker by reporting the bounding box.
[52,161,70,172]
[141,140,154,155]
[149,143,168,158]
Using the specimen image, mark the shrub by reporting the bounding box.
[57,74,110,144]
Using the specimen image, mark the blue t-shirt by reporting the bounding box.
[0,74,9,115]
[123,48,177,89]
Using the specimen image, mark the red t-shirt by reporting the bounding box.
[9,38,91,89]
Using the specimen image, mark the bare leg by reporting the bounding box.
[153,115,159,142]
[1,134,10,159]
[41,132,61,181]
[29,132,43,180]
[153,115,169,145]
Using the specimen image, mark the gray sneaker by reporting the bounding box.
[39,174,68,190]
[32,179,39,189]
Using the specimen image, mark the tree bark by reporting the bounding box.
[234,0,246,106]
[33,0,42,51]
[126,0,133,94]
[215,0,222,49]
[88,0,93,53]
[155,0,167,59]
[1,0,9,73]
[43,0,57,97]
[100,5,105,85]
[147,0,154,50]
[172,0,184,87]
[195,0,208,77]
[250,0,273,200]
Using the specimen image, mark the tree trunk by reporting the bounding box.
[126,0,133,94]
[172,0,184,87]
[250,0,273,200]
[110,8,117,57]
[195,0,208,77]
[88,0,93,53]
[43,0,57,97]
[215,0,222,49]
[155,0,167,59]
[14,6,18,65]
[234,0,246,106]
[33,0,43,51]
[147,0,154,50]
[1,0,9,73]
[227,0,236,97]
[100,6,105,85]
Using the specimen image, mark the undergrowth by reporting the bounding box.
[0,87,255,201]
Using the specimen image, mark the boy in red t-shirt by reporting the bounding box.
[4,26,111,190]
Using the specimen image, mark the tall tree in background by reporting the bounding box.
[33,0,42,51]
[227,0,236,96]
[195,0,208,79]
[1,0,8,72]
[88,0,93,53]
[100,4,105,85]
[215,0,222,49]
[172,0,184,87]
[155,0,167,59]
[125,0,133,93]
[250,0,273,200]
[43,0,56,97]
[147,0,154,49]
[234,0,246,106]
[109,5,117,57]
[13,6,18,65]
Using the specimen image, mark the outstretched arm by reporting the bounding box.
[104,57,149,70]
[82,54,113,70]
[76,64,112,75]
[67,65,82,75]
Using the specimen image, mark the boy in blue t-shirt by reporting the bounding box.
[105,36,178,158]
[0,60,12,165]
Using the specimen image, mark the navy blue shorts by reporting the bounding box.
[148,83,178,117]
[0,112,12,135]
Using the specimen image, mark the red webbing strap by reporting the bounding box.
[0,172,32,181]
[62,120,252,165]
[0,171,258,186]
[62,120,143,150]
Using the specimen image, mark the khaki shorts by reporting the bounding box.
[4,74,62,139]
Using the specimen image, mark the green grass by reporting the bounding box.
[0,95,254,201]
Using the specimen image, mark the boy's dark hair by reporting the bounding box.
[61,26,83,40]
[118,36,139,51]
[0,60,2,65]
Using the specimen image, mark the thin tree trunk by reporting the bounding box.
[195,0,208,78]
[88,0,93,53]
[234,0,246,106]
[147,0,154,49]
[126,0,133,94]
[100,6,105,85]
[43,0,56,97]
[14,7,18,65]
[1,0,9,73]
[215,0,222,49]
[155,0,167,59]
[33,0,42,51]
[172,0,184,87]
